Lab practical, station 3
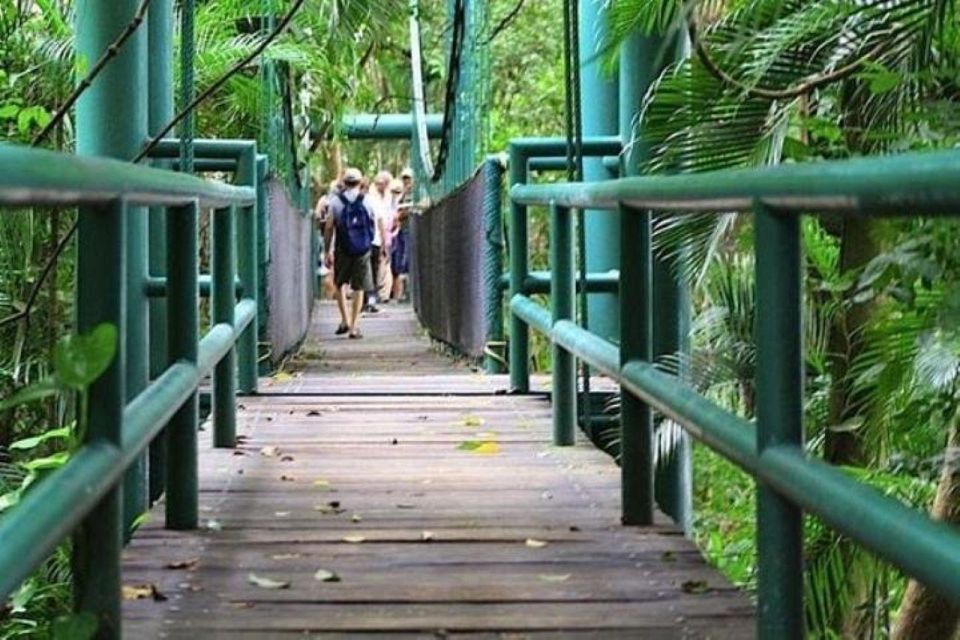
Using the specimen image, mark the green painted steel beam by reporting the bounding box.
[0,145,255,208]
[147,0,174,505]
[511,149,960,215]
[212,205,238,448]
[483,156,506,374]
[550,204,576,446]
[235,147,259,394]
[144,275,244,298]
[148,138,257,159]
[508,136,621,159]
[335,113,444,140]
[528,156,621,173]
[498,270,620,293]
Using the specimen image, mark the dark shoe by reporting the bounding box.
[366,305,380,314]
[335,323,349,335]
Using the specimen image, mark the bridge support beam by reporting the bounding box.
[74,0,146,633]
[579,0,620,342]
[551,204,577,445]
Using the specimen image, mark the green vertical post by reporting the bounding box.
[508,143,529,392]
[147,0,174,505]
[236,147,259,393]
[578,0,619,342]
[75,0,147,549]
[619,203,654,526]
[256,154,269,374]
[165,202,199,530]
[213,206,237,448]
[617,31,661,527]
[551,203,576,445]
[755,204,805,638]
[483,155,505,374]
[180,0,195,174]
[73,201,126,639]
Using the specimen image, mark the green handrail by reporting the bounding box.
[506,148,960,636]
[0,142,262,624]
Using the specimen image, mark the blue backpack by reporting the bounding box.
[336,194,374,257]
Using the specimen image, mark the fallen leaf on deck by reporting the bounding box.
[459,414,485,427]
[351,514,362,523]
[280,475,296,482]
[525,538,548,549]
[681,580,710,594]
[272,372,293,382]
[281,455,295,462]
[271,553,301,560]
[122,584,167,601]
[313,479,331,489]
[314,504,345,515]
[203,519,222,531]
[247,573,291,589]
[457,440,500,455]
[539,574,571,582]
[396,503,416,509]
[232,450,246,457]
[306,410,321,416]
[165,557,199,570]
[274,511,290,518]
[342,535,366,544]
[260,446,280,457]
[421,531,435,542]
[314,569,341,583]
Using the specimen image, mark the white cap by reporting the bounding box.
[343,167,362,185]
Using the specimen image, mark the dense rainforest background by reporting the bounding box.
[1,0,959,637]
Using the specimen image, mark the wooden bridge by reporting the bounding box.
[121,303,754,638]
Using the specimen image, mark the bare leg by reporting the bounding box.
[349,287,364,331]
[334,284,349,327]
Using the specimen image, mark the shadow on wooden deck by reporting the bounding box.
[122,302,755,638]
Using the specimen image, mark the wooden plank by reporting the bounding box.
[121,302,754,638]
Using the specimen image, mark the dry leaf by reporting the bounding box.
[459,414,485,427]
[313,569,341,583]
[306,410,321,417]
[421,531,435,542]
[342,535,366,544]
[271,553,301,560]
[539,574,571,582]
[165,557,199,570]
[681,580,710,594]
[281,455,295,462]
[280,475,296,482]
[203,519,222,531]
[314,504,345,515]
[525,538,548,549]
[313,479,331,489]
[247,573,291,589]
[260,446,280,457]
[457,440,500,455]
[272,372,293,382]
[351,514,362,523]
[122,584,167,601]
[396,503,416,509]
[274,511,290,518]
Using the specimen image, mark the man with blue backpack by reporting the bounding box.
[323,167,382,339]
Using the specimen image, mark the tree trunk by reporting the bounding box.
[891,418,960,640]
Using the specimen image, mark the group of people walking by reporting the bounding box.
[316,167,414,339]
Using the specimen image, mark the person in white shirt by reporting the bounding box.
[364,171,393,313]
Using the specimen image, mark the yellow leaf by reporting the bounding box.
[473,441,500,455]
[525,538,548,548]
[313,479,331,489]
[272,372,293,382]
[539,574,571,582]
[343,535,366,544]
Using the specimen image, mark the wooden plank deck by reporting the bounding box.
[122,302,755,638]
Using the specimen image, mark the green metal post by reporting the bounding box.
[483,155,505,374]
[147,0,174,505]
[236,148,259,393]
[619,205,654,526]
[579,0,620,342]
[165,202,199,529]
[508,143,530,392]
[551,203,576,445]
[213,206,237,447]
[256,154,269,374]
[755,204,805,638]
[73,200,126,639]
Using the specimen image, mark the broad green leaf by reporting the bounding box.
[55,324,118,390]
[23,451,70,471]
[9,426,72,450]
[0,378,60,411]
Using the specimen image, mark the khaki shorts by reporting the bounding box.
[334,251,373,292]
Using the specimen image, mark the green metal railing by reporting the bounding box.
[0,143,261,634]
[507,148,960,637]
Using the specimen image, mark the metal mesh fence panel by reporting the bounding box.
[411,168,489,358]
